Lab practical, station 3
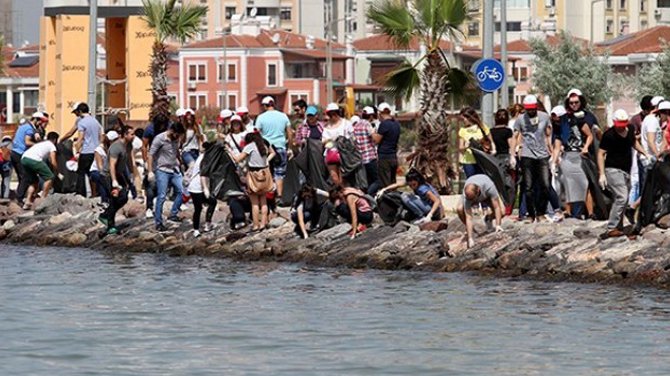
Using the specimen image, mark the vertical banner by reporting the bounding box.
[106,18,127,111]
[39,16,57,128]
[125,16,154,122]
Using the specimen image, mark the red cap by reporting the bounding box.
[613,120,628,128]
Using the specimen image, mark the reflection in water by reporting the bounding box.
[0,244,669,375]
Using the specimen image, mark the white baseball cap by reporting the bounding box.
[651,96,665,107]
[236,106,249,114]
[230,114,242,122]
[362,106,375,115]
[378,102,392,113]
[350,115,360,124]
[71,102,82,113]
[566,88,583,98]
[175,108,185,117]
[31,111,48,120]
[612,109,629,128]
[184,108,195,115]
[261,96,275,105]
[219,109,233,119]
[550,105,567,117]
[132,136,143,150]
[325,103,340,112]
[657,100,670,111]
[106,130,119,141]
[523,95,538,109]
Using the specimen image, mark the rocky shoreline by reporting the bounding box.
[1,194,670,289]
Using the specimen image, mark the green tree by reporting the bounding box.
[142,0,207,119]
[367,0,472,192]
[530,31,613,107]
[634,44,670,99]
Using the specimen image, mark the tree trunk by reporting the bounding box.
[408,50,455,194]
[149,41,170,121]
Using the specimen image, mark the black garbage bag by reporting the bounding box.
[200,144,245,200]
[335,136,367,190]
[317,201,340,230]
[281,158,301,204]
[377,191,405,225]
[636,155,670,230]
[581,155,612,220]
[471,147,514,206]
[53,140,77,194]
[294,138,330,191]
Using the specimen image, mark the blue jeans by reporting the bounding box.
[401,192,432,218]
[90,170,109,203]
[462,163,482,179]
[0,161,11,199]
[155,170,183,225]
[182,149,199,167]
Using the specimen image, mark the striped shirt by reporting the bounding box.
[353,120,377,164]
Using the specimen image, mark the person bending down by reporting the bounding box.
[291,184,329,239]
[329,185,373,239]
[378,169,444,224]
[457,175,504,248]
[20,132,59,210]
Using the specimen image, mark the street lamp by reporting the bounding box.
[325,15,352,104]
[216,28,229,109]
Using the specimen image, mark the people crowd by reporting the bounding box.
[2,89,669,246]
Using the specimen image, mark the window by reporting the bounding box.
[495,22,522,32]
[641,0,646,11]
[188,94,207,109]
[24,90,38,108]
[188,63,207,82]
[545,0,556,7]
[217,93,238,109]
[513,67,528,82]
[280,7,291,20]
[218,63,237,82]
[290,93,309,105]
[620,19,629,34]
[494,0,529,7]
[641,19,648,29]
[606,0,612,9]
[659,0,670,7]
[247,7,268,16]
[225,6,235,19]
[267,63,277,86]
[468,22,479,37]
[606,19,614,33]
[620,0,626,8]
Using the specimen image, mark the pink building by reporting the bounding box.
[171,29,350,116]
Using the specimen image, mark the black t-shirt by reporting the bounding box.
[377,119,400,159]
[490,127,513,154]
[599,124,635,173]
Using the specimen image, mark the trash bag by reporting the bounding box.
[294,138,330,191]
[636,155,670,230]
[581,155,612,220]
[377,191,405,225]
[281,158,301,205]
[200,144,245,200]
[335,136,367,190]
[317,201,340,230]
[471,147,514,206]
[53,140,77,194]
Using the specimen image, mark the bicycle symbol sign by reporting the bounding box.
[473,58,505,92]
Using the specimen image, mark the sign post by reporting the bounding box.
[474,58,506,93]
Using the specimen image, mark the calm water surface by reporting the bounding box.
[0,244,669,375]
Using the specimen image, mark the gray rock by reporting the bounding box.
[48,212,73,226]
[315,223,351,240]
[268,217,288,228]
[2,220,15,231]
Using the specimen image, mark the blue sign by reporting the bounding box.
[474,58,505,93]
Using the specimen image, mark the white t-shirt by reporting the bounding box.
[641,115,662,155]
[187,153,205,193]
[90,145,107,172]
[242,142,268,168]
[322,120,354,144]
[22,141,56,162]
[183,126,203,151]
[225,131,247,158]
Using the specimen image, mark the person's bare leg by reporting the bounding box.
[25,184,36,207]
[260,195,268,228]
[585,191,594,217]
[250,194,260,230]
[276,179,283,198]
[41,179,53,199]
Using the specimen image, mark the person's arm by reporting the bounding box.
[232,151,248,164]
[647,131,660,157]
[458,136,469,153]
[485,127,497,155]
[545,124,553,155]
[490,197,503,229]
[59,124,78,143]
[24,134,35,148]
[597,148,607,190]
[347,195,359,239]
[267,146,276,163]
[286,120,295,147]
[580,123,593,155]
[74,131,85,156]
[110,155,122,189]
[465,207,475,247]
[195,124,204,143]
[142,137,151,164]
[201,176,211,198]
[425,190,442,220]
[296,205,308,239]
[372,122,384,144]
[634,139,649,158]
[48,151,58,171]
[94,151,104,171]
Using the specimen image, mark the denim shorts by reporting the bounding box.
[273,147,288,179]
[182,149,199,166]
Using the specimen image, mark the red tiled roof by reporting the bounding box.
[256,87,287,95]
[183,29,344,50]
[595,26,670,55]
[1,48,39,79]
[353,34,452,51]
[494,34,590,53]
[281,49,350,60]
[455,49,520,62]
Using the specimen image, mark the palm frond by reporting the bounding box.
[367,0,416,49]
[171,4,209,44]
[445,67,474,100]
[383,60,421,102]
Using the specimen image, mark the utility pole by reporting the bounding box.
[326,0,333,104]
[482,0,494,126]
[500,0,508,109]
[87,0,98,115]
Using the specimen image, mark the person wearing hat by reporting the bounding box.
[59,102,103,197]
[216,109,233,143]
[372,102,401,189]
[10,111,44,204]
[255,96,293,199]
[236,106,254,133]
[322,103,353,186]
[597,109,649,239]
[0,136,12,198]
[293,106,324,148]
[511,94,552,222]
[225,114,249,161]
[20,131,60,210]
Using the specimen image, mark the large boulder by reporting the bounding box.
[34,193,97,216]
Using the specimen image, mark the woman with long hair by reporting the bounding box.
[180,108,203,168]
[322,103,353,186]
[90,130,117,205]
[458,107,496,178]
[329,184,373,239]
[491,108,516,215]
[290,183,329,239]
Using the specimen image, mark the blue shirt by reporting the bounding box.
[416,183,439,207]
[255,110,290,149]
[377,119,400,159]
[77,114,102,154]
[12,122,36,154]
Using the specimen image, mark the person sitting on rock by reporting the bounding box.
[457,174,504,248]
[377,169,444,225]
[291,183,329,239]
[329,184,373,239]
[20,131,59,210]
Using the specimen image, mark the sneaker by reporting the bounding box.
[97,215,109,226]
[180,204,189,211]
[145,209,154,219]
[599,228,624,240]
[156,223,169,232]
[193,230,201,238]
[233,222,247,230]
[551,212,564,223]
[106,227,119,235]
[203,223,214,233]
[167,215,182,223]
[357,224,368,233]
[136,196,145,203]
[22,202,32,210]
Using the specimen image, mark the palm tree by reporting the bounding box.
[142,0,207,120]
[367,0,472,193]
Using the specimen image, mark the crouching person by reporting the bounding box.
[20,131,59,209]
[457,175,504,248]
[329,185,374,239]
[98,126,135,235]
[291,184,329,239]
[378,170,444,224]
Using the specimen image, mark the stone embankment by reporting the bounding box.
[1,194,670,289]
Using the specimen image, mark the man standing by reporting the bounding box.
[99,125,135,235]
[255,96,293,199]
[147,122,186,232]
[292,99,307,128]
[639,96,666,188]
[372,102,400,190]
[20,131,59,210]
[457,174,504,248]
[11,112,45,204]
[352,114,379,194]
[60,102,102,197]
[294,106,323,147]
[142,113,170,219]
[512,95,553,222]
[598,109,649,239]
